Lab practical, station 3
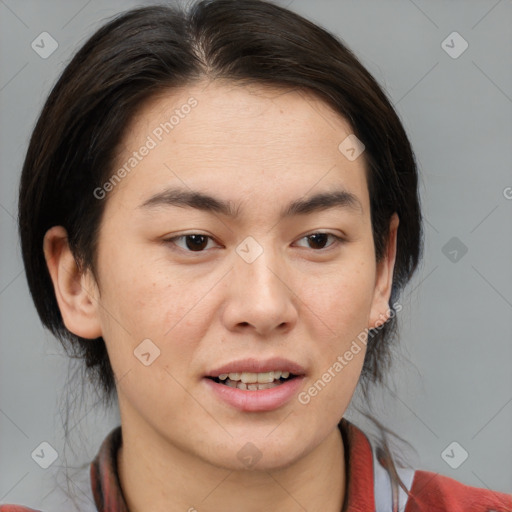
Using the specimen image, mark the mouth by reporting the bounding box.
[207,370,299,391]
[203,357,306,412]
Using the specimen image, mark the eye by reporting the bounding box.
[164,231,344,254]
[295,232,344,251]
[165,234,219,252]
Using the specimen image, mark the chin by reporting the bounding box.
[202,433,309,472]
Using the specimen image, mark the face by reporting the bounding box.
[49,80,398,471]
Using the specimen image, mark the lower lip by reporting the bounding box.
[203,376,305,412]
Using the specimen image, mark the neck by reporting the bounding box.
[117,415,346,512]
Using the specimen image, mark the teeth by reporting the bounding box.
[241,372,257,383]
[221,371,289,383]
[255,382,276,390]
[257,372,274,383]
[241,381,280,391]
[213,370,296,390]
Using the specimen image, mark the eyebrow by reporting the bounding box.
[138,187,363,218]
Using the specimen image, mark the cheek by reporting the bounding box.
[106,273,196,343]
[297,252,375,411]
[302,257,376,337]
[97,255,220,389]
[301,271,372,413]
[98,241,181,328]
[96,263,203,414]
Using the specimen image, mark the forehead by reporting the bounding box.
[106,80,370,216]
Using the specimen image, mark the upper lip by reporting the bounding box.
[206,357,306,378]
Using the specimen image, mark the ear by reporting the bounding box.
[43,226,103,339]
[368,213,399,330]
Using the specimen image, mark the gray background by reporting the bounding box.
[1,0,511,508]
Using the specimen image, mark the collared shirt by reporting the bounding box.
[1,418,511,511]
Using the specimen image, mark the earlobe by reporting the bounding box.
[368,213,399,329]
[43,226,103,339]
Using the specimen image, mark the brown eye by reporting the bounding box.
[165,234,217,252]
[307,233,330,250]
[183,234,209,251]
[296,232,344,251]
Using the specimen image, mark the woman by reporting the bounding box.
[2,0,511,511]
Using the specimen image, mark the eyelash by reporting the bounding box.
[163,232,345,254]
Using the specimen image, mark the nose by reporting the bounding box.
[220,241,298,337]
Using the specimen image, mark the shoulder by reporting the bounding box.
[0,506,42,512]
[405,469,512,512]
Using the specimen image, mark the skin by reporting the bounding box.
[44,80,398,512]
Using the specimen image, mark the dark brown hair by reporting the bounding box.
[18,0,422,500]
